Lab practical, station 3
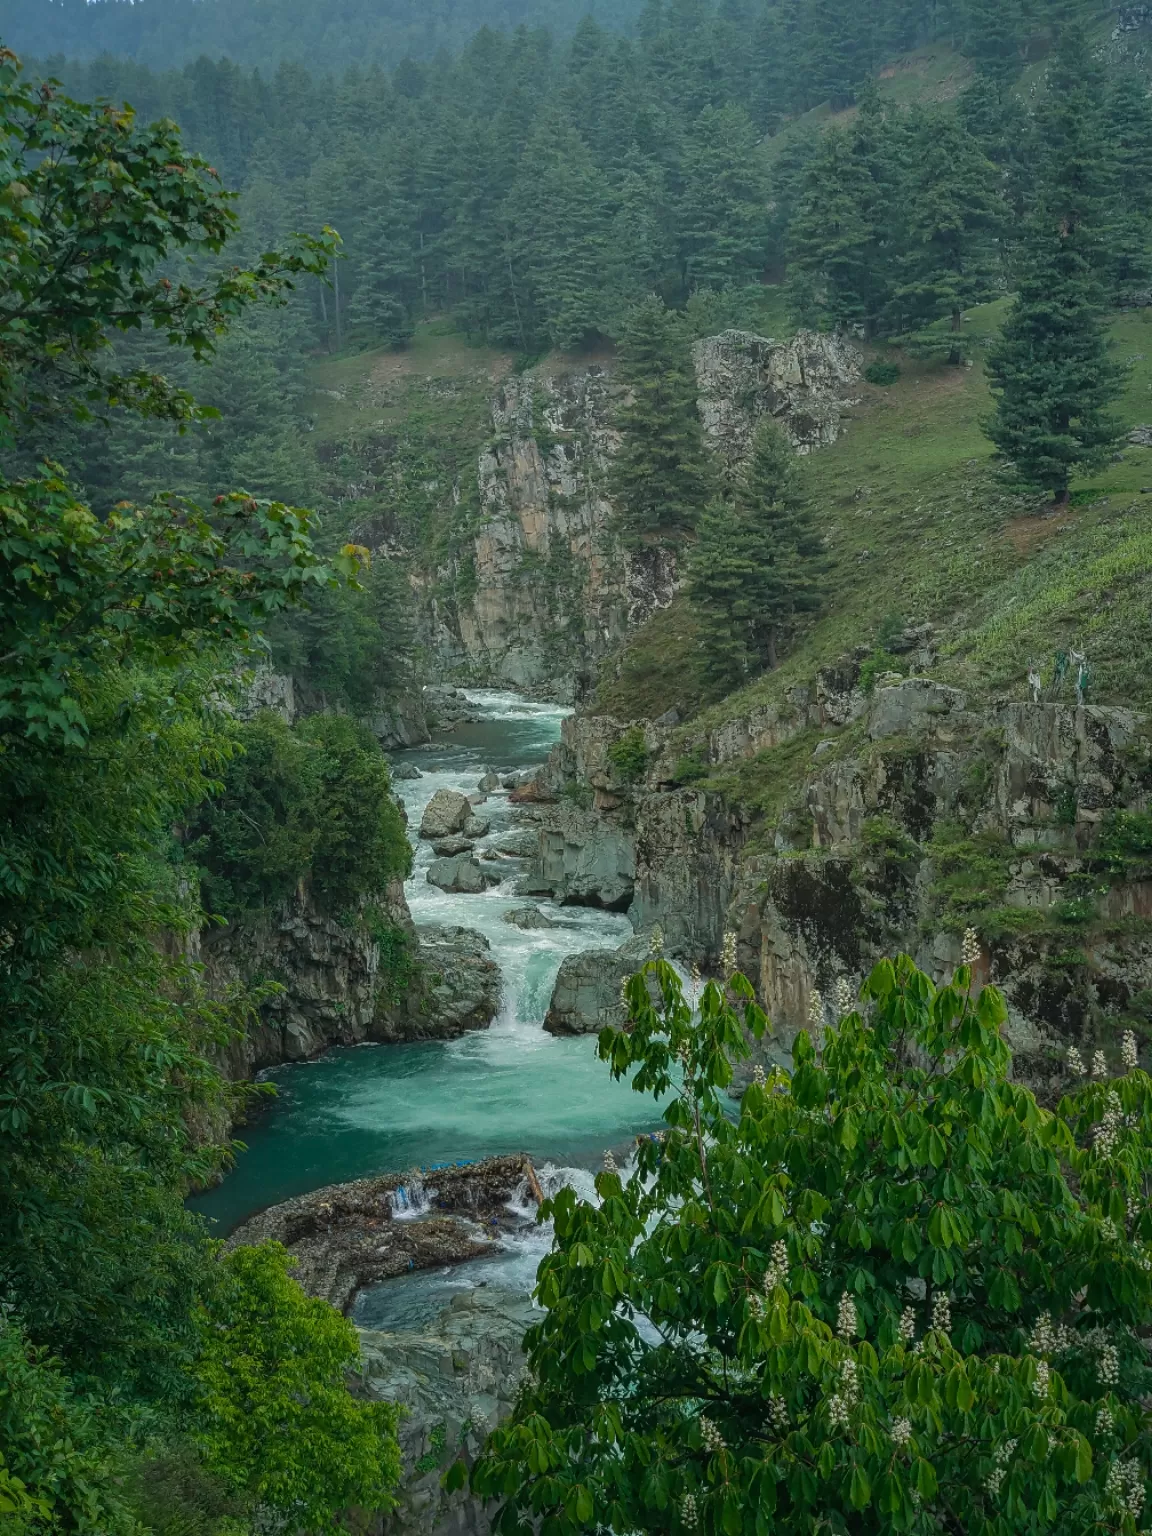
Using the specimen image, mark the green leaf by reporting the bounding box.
[849,1464,871,1509]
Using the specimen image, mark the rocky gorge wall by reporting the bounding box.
[416,329,861,702]
[528,668,1152,1090]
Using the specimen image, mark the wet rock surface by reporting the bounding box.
[420,788,473,840]
[358,1288,535,1536]
[544,933,653,1035]
[228,1155,535,1314]
[431,835,476,857]
[376,926,501,1043]
[501,905,563,931]
[428,854,497,894]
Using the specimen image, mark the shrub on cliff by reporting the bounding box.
[461,942,1152,1533]
[191,710,411,919]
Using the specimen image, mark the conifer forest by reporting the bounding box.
[8,1,1152,1533]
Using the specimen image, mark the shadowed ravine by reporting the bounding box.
[190,691,666,1322]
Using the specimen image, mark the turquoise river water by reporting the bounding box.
[190,691,668,1326]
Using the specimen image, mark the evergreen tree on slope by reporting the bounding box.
[690,419,824,688]
[610,295,712,542]
[787,91,897,335]
[894,106,1005,357]
[1102,70,1152,306]
[984,25,1123,504]
[677,102,769,294]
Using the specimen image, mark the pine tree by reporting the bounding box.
[610,295,713,542]
[893,106,1005,356]
[689,419,824,687]
[677,103,770,295]
[508,116,615,350]
[984,25,1124,503]
[1103,71,1152,305]
[787,92,897,335]
[961,0,1028,85]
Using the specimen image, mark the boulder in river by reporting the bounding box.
[376,925,501,1042]
[389,760,423,781]
[544,933,654,1035]
[478,770,503,792]
[463,813,491,839]
[419,788,471,840]
[427,854,496,894]
[431,835,475,857]
[501,905,561,931]
[226,1153,535,1312]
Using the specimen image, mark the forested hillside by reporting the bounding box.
[9,0,1152,1531]
[34,0,1086,356]
[3,0,646,70]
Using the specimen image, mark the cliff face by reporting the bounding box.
[419,330,861,701]
[531,679,1152,1092]
[200,885,501,1083]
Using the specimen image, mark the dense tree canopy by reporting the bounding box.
[13,1,1115,364]
[0,47,401,1535]
[463,947,1152,1535]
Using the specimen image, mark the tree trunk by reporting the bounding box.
[1052,486,1071,507]
[767,630,779,670]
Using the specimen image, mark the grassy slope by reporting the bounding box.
[596,306,1152,774]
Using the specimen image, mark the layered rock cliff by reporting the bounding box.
[417,330,861,702]
[530,674,1152,1092]
[201,888,502,1083]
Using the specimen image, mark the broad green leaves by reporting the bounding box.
[467,952,1152,1534]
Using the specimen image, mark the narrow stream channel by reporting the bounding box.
[191,691,666,1325]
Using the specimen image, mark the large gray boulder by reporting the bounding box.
[374,925,501,1043]
[431,835,475,857]
[543,933,652,1035]
[357,1289,535,1536]
[413,925,503,1036]
[419,788,472,840]
[501,905,561,931]
[427,854,495,894]
[463,814,491,839]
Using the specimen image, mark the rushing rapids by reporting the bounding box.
[192,690,667,1324]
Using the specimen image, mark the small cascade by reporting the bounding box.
[387,1179,430,1219]
[191,688,669,1244]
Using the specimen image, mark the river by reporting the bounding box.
[191,690,666,1326]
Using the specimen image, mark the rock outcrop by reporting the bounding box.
[526,800,636,911]
[228,1155,535,1312]
[692,329,862,461]
[358,1290,534,1536]
[376,926,502,1043]
[201,891,501,1081]
[544,933,652,1035]
[417,331,860,701]
[533,678,1152,1093]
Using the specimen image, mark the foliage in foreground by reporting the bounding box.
[0,45,401,1534]
[194,1244,401,1533]
[463,949,1152,1533]
[190,709,411,920]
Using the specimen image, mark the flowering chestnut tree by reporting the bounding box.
[461,943,1152,1534]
